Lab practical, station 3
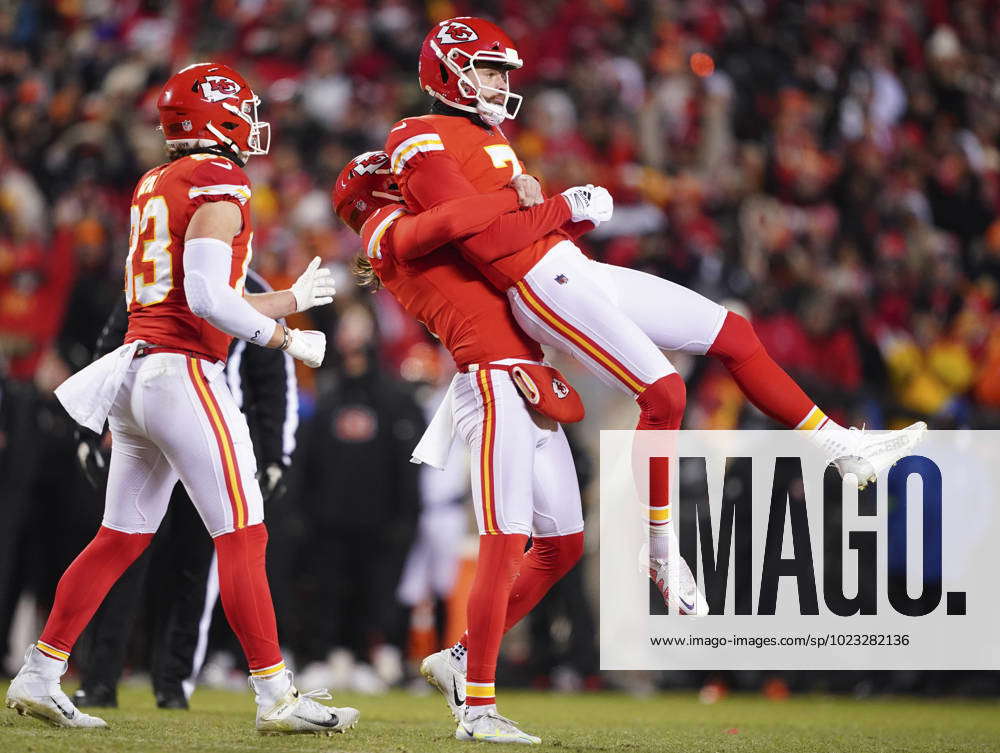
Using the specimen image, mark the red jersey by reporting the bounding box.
[385,114,569,290]
[124,153,253,362]
[361,188,572,369]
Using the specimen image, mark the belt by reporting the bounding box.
[461,358,543,374]
[134,344,217,362]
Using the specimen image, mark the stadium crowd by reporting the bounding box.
[1,0,998,695]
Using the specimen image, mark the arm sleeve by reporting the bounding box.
[561,219,596,240]
[182,238,278,346]
[238,271,298,465]
[399,152,571,264]
[392,188,519,261]
[454,196,570,264]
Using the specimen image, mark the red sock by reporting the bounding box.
[214,523,284,674]
[708,311,815,428]
[459,532,584,650]
[465,533,528,707]
[633,374,685,539]
[38,526,153,655]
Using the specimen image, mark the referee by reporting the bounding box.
[71,269,297,709]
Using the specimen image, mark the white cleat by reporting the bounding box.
[455,707,541,745]
[821,422,927,490]
[5,647,107,729]
[419,648,466,721]
[252,672,359,736]
[649,556,709,615]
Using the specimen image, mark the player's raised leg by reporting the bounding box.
[598,261,926,488]
[508,243,703,610]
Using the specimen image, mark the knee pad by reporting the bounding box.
[636,373,687,430]
[707,311,762,367]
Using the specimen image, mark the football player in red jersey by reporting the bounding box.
[386,15,925,622]
[334,151,607,744]
[5,64,358,735]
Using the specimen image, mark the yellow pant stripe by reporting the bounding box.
[478,370,498,535]
[515,281,645,394]
[190,359,246,529]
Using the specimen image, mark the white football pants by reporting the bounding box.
[103,353,264,537]
[451,361,585,538]
[508,241,728,396]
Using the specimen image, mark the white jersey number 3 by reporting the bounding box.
[483,144,523,179]
[125,195,173,307]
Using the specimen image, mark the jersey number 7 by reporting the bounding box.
[483,144,523,179]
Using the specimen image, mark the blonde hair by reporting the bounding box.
[351,253,382,291]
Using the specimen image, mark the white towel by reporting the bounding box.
[55,341,142,433]
[410,379,457,470]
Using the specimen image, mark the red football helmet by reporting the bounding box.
[332,151,402,234]
[156,63,270,160]
[418,17,523,127]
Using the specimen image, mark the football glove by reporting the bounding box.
[257,462,287,504]
[281,327,326,368]
[290,256,336,313]
[75,426,108,489]
[561,184,614,225]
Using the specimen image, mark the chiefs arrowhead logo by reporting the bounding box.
[349,151,391,177]
[552,378,569,399]
[194,75,242,103]
[436,21,478,45]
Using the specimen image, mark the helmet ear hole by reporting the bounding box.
[439,63,449,83]
[221,122,239,130]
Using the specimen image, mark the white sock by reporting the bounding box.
[650,531,670,561]
[252,669,292,705]
[466,703,495,721]
[449,641,468,673]
[27,645,66,680]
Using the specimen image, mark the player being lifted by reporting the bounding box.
[333,152,613,743]
[5,63,358,735]
[385,18,925,614]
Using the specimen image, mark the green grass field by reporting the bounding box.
[1,681,998,753]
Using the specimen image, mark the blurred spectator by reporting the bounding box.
[288,303,423,691]
[3,0,1000,693]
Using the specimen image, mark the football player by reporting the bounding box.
[5,63,358,735]
[385,17,926,615]
[334,151,611,744]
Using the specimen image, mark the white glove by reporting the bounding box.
[281,327,326,368]
[561,184,614,225]
[290,256,336,313]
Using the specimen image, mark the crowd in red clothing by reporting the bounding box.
[1,0,998,428]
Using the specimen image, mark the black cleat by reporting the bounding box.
[155,691,189,710]
[72,685,118,709]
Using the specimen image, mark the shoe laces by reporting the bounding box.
[479,710,522,731]
[295,687,335,714]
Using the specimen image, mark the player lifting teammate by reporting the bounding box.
[5,63,357,735]
[333,152,616,743]
[382,16,926,619]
